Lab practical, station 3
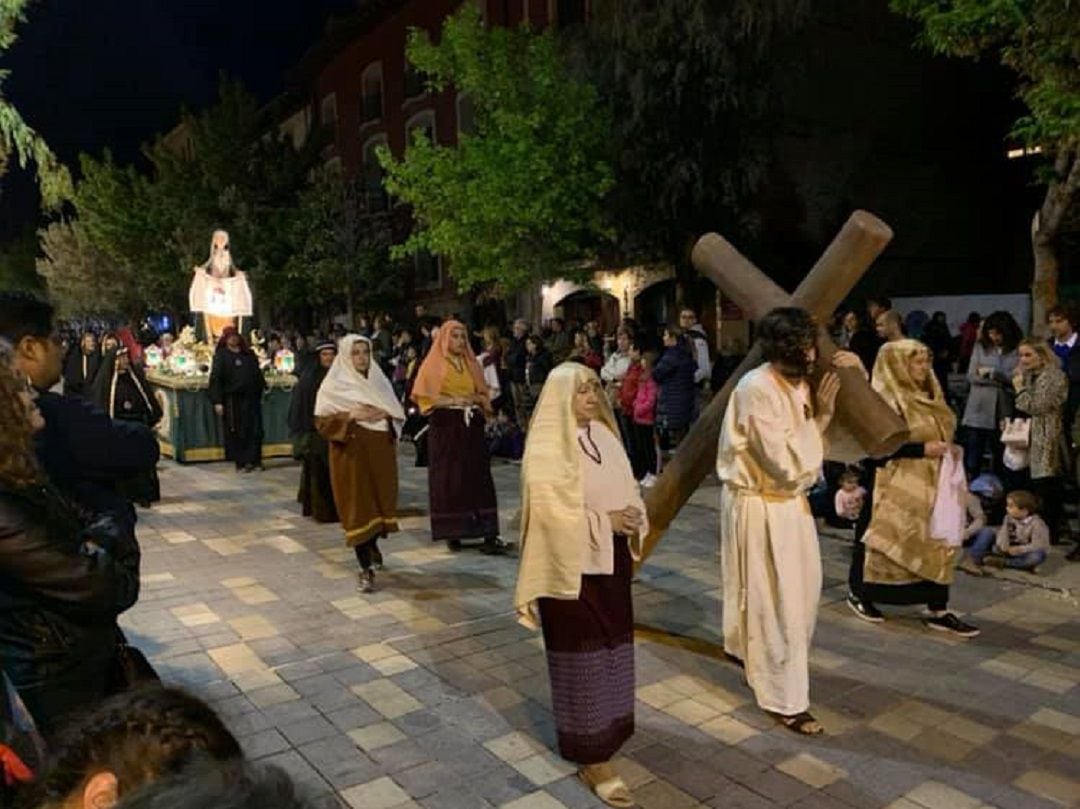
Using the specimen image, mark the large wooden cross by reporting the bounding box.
[640,210,909,560]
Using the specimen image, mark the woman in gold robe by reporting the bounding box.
[315,335,404,593]
[848,339,980,637]
[411,321,507,554]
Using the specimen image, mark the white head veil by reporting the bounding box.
[314,335,405,434]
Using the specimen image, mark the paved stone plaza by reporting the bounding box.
[124,453,1080,809]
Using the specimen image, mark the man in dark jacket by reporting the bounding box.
[506,319,530,426]
[652,327,698,449]
[0,293,159,525]
[1047,305,1080,562]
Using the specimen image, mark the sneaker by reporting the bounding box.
[447,540,462,552]
[957,557,985,577]
[357,570,375,594]
[481,537,510,556]
[846,593,885,623]
[923,612,980,638]
[641,473,658,488]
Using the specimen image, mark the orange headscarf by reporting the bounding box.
[410,320,488,404]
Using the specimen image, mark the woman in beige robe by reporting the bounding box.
[315,335,405,593]
[515,363,647,808]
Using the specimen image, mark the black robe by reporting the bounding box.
[90,351,163,505]
[287,363,338,522]
[208,348,266,469]
[63,349,101,398]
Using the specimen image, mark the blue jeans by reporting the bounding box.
[969,527,1047,569]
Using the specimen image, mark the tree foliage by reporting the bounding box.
[378,5,614,291]
[0,0,71,207]
[36,218,133,316]
[283,164,403,315]
[891,0,1079,323]
[584,0,809,264]
[0,223,40,291]
[58,79,323,317]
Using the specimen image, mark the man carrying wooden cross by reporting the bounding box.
[717,307,863,736]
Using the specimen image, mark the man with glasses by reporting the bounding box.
[0,292,159,523]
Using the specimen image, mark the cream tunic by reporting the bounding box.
[716,365,824,716]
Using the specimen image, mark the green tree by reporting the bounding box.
[584,0,808,265]
[36,218,135,316]
[378,5,614,291]
[0,0,71,207]
[67,79,319,315]
[0,224,40,291]
[891,0,1080,329]
[283,164,403,318]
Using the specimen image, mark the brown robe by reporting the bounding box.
[315,413,399,547]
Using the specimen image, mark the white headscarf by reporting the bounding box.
[314,335,405,434]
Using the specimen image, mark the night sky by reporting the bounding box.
[1,0,357,233]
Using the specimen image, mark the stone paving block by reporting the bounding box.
[903,780,983,809]
[496,789,567,809]
[352,679,423,719]
[340,776,412,809]
[394,761,457,800]
[281,715,340,746]
[349,722,407,752]
[1012,769,1080,807]
[776,753,847,789]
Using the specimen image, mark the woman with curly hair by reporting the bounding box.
[0,345,140,735]
[961,311,1022,478]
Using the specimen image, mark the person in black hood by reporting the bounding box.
[208,327,266,472]
[288,340,339,522]
[63,331,101,398]
[90,347,163,508]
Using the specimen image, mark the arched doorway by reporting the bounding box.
[634,279,677,337]
[556,289,620,334]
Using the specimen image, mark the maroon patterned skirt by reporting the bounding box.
[538,536,635,764]
[427,408,500,540]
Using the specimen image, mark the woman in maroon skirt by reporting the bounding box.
[411,321,508,554]
[514,363,648,808]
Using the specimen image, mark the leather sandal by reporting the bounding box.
[774,711,824,736]
[578,770,634,807]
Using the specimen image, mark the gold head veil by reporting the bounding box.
[514,362,619,629]
[871,339,955,443]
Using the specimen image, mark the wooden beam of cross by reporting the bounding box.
[639,210,908,562]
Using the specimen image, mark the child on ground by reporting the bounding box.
[834,468,866,527]
[960,489,1049,574]
[632,352,660,487]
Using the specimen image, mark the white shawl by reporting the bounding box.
[314,335,405,434]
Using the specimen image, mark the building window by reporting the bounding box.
[360,63,383,124]
[405,110,436,146]
[320,93,338,126]
[553,0,587,28]
[404,55,426,100]
[362,135,389,213]
[413,250,442,291]
[456,93,476,136]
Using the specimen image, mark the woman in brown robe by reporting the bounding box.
[315,335,405,593]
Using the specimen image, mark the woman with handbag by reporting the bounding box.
[1011,339,1068,541]
[961,312,1021,478]
[0,349,140,735]
[846,341,980,638]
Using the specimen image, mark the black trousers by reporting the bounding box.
[354,537,381,570]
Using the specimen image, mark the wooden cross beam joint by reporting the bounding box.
[640,211,909,561]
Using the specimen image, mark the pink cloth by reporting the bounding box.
[930,449,967,547]
[633,377,658,425]
[834,486,866,521]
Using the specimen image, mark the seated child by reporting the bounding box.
[834,468,866,526]
[960,489,1049,574]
